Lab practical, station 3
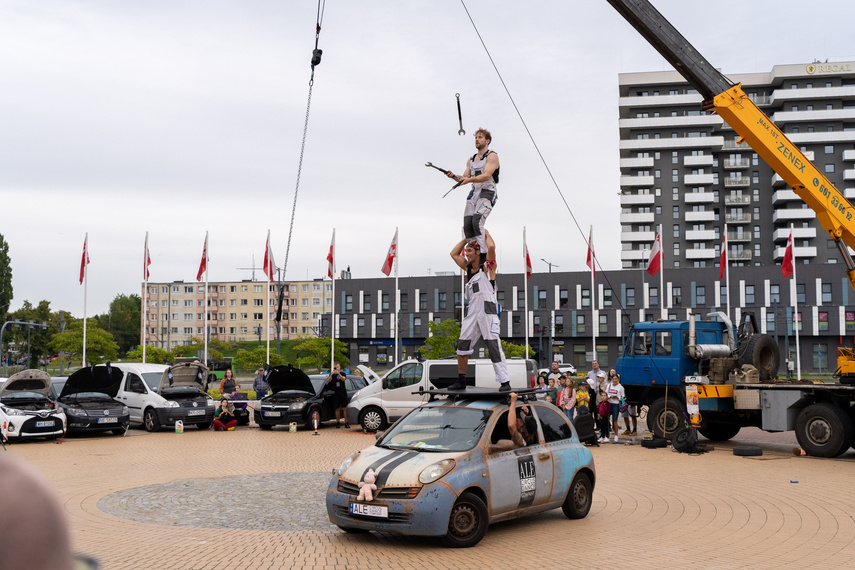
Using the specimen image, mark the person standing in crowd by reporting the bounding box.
[219,368,240,398]
[596,370,611,443]
[576,381,591,415]
[546,377,558,406]
[252,368,269,399]
[561,376,577,421]
[536,374,548,392]
[586,360,603,392]
[214,399,237,431]
[606,370,626,443]
[327,362,350,428]
[621,400,638,436]
[547,361,563,386]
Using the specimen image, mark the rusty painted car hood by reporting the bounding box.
[341,446,463,488]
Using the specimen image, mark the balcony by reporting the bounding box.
[773,227,816,241]
[771,173,788,187]
[620,157,655,168]
[620,212,655,224]
[620,193,656,206]
[723,176,750,188]
[620,249,650,261]
[621,230,656,242]
[684,155,714,167]
[723,158,751,169]
[684,173,715,185]
[685,211,715,222]
[725,213,751,224]
[722,140,751,150]
[771,84,855,103]
[845,188,855,200]
[844,169,855,181]
[730,251,752,261]
[685,249,716,260]
[774,246,817,259]
[728,232,751,243]
[844,149,855,162]
[724,194,750,206]
[620,136,725,151]
[620,175,655,187]
[772,189,800,204]
[684,192,716,204]
[685,229,716,241]
[773,209,816,222]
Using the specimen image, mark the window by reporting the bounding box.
[253,313,263,320]
[649,287,658,307]
[770,284,780,304]
[626,288,635,306]
[673,225,680,238]
[673,206,679,219]
[357,318,365,335]
[254,299,263,306]
[581,289,590,308]
[438,292,447,310]
[797,284,806,304]
[559,289,569,309]
[382,293,390,311]
[819,312,829,332]
[603,289,613,307]
[825,145,834,154]
[720,285,728,305]
[301,299,308,306]
[364,294,371,311]
[302,284,309,292]
[813,343,828,370]
[696,286,706,305]
[413,317,422,334]
[824,164,835,174]
[400,292,408,310]
[419,293,427,311]
[600,313,608,334]
[345,295,353,312]
[822,282,832,303]
[576,314,586,334]
[672,169,679,182]
[301,312,309,320]
[537,406,573,443]
[555,314,563,334]
[538,290,547,309]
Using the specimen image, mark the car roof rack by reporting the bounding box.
[417,386,542,403]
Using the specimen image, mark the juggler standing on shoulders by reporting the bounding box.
[446,128,499,254]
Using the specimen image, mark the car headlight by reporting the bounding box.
[2,407,26,416]
[419,459,456,484]
[66,407,87,417]
[164,401,179,408]
[290,402,306,411]
[122,406,130,415]
[206,396,214,407]
[337,451,361,476]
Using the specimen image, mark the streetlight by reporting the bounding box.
[541,258,559,273]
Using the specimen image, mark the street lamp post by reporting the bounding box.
[540,258,559,273]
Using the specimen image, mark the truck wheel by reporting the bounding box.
[698,423,741,441]
[737,334,779,381]
[647,398,683,440]
[359,407,386,432]
[796,403,854,458]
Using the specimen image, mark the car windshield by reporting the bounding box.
[142,372,163,390]
[378,406,492,452]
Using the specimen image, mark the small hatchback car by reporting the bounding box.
[0,369,66,442]
[53,363,130,435]
[326,388,595,547]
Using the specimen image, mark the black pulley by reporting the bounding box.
[311,49,323,67]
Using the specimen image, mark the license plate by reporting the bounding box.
[264,411,281,417]
[97,417,118,424]
[349,502,388,519]
[187,410,205,416]
[35,421,54,428]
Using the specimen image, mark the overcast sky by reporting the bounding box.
[2,0,853,317]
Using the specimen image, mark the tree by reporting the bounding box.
[292,337,349,371]
[4,300,55,368]
[420,319,461,359]
[0,233,11,320]
[95,294,141,355]
[125,345,172,364]
[497,339,533,359]
[50,318,119,365]
[233,347,283,371]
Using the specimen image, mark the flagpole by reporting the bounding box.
[394,227,399,366]
[266,230,271,365]
[204,231,209,367]
[82,233,88,367]
[523,227,530,360]
[791,223,801,381]
[330,229,336,371]
[724,222,731,324]
[589,226,596,361]
[659,223,664,319]
[143,232,148,364]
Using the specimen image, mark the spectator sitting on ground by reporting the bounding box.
[214,399,237,431]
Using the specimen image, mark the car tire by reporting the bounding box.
[561,472,593,519]
[305,407,321,431]
[143,408,161,432]
[196,422,212,430]
[441,492,489,548]
[259,424,273,430]
[733,445,763,457]
[359,407,386,432]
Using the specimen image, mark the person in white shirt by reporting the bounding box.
[606,370,626,443]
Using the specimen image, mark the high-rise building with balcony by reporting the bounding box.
[618,62,855,270]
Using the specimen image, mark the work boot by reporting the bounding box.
[448,377,467,391]
[499,382,511,392]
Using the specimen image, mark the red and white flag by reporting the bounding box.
[263,231,275,283]
[646,230,662,276]
[381,229,398,276]
[586,226,596,279]
[523,239,532,278]
[143,234,152,281]
[79,234,90,285]
[719,233,727,280]
[781,230,794,278]
[327,230,335,279]
[196,234,208,282]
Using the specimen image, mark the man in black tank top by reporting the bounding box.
[446,128,500,255]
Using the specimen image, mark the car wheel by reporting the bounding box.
[143,408,161,432]
[337,526,369,534]
[562,472,593,519]
[196,422,212,430]
[304,407,321,431]
[259,424,273,430]
[359,407,386,432]
[441,492,489,548]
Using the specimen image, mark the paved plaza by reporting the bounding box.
[8,422,855,570]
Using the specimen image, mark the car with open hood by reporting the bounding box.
[112,362,215,432]
[326,388,595,547]
[253,365,367,430]
[52,363,129,435]
[0,369,66,442]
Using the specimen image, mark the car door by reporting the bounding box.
[117,372,148,423]
[486,409,554,515]
[532,405,577,505]
[380,362,425,421]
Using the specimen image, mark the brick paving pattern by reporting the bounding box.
[8,423,855,569]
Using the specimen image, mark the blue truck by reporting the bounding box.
[616,313,855,457]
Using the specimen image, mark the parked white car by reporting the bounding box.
[112,362,215,431]
[0,369,66,441]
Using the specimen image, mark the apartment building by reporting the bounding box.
[619,61,855,270]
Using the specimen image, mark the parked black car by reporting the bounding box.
[254,365,366,430]
[52,363,130,435]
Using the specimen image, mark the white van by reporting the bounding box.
[346,358,536,432]
[113,362,215,431]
